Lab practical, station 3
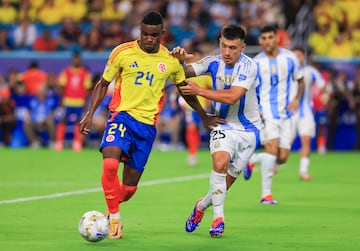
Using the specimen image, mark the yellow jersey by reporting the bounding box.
[103,41,186,125]
[186,75,212,109]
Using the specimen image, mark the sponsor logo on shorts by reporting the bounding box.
[106,135,115,142]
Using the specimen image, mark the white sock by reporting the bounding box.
[198,192,212,211]
[250,152,264,164]
[210,170,227,220]
[260,153,277,197]
[299,157,310,175]
[110,212,120,220]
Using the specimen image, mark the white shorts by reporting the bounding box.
[260,117,292,149]
[291,112,316,139]
[209,129,257,177]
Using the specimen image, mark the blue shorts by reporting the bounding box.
[185,110,202,125]
[99,111,156,173]
[64,106,83,122]
[314,111,328,126]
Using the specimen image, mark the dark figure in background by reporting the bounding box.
[0,86,16,146]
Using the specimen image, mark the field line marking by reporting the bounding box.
[0,173,209,205]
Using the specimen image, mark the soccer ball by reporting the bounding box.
[78,211,109,242]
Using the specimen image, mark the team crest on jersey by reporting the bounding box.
[214,141,221,148]
[218,76,233,87]
[158,62,167,72]
[106,135,115,142]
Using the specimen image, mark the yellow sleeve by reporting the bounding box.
[102,48,123,83]
[169,59,186,85]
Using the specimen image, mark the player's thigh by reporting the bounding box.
[209,129,238,168]
[228,132,257,178]
[261,118,280,145]
[298,115,316,138]
[279,118,292,149]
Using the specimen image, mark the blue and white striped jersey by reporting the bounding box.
[298,64,325,118]
[191,53,261,132]
[254,48,303,119]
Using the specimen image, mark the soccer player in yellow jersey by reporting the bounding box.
[79,10,225,239]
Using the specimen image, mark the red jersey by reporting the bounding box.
[58,67,91,107]
[312,70,330,111]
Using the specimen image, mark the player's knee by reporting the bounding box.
[277,157,288,164]
[213,160,228,173]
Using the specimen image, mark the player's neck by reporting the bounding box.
[265,47,279,58]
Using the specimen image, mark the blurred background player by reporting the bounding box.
[24,84,57,148]
[312,66,331,154]
[153,82,183,151]
[291,46,328,180]
[248,25,304,204]
[0,85,16,147]
[179,49,213,166]
[55,53,92,152]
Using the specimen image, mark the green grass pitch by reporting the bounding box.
[0,148,359,251]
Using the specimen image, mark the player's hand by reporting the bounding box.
[79,112,93,135]
[287,98,299,113]
[170,46,193,62]
[179,79,200,95]
[202,115,227,130]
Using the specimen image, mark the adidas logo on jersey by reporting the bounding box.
[129,61,139,68]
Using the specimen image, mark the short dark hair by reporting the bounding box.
[221,24,246,40]
[29,60,39,68]
[292,46,306,54]
[260,25,277,34]
[142,10,163,25]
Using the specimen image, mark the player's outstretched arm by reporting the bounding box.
[79,78,110,135]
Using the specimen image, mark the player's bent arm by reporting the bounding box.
[85,78,110,117]
[198,86,247,105]
[294,77,305,101]
[181,79,247,105]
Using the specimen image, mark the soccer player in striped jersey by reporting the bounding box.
[173,24,261,237]
[79,10,224,239]
[291,47,327,180]
[248,25,305,204]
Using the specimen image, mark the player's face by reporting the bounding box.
[219,37,245,66]
[259,31,278,55]
[139,23,164,53]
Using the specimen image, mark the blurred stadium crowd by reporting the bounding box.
[0,0,359,151]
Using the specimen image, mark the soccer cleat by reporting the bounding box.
[243,162,255,180]
[209,217,224,237]
[185,199,205,232]
[260,194,278,205]
[108,218,123,239]
[300,174,311,181]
